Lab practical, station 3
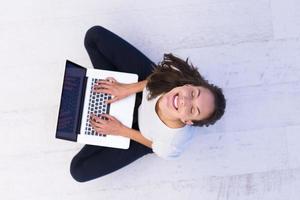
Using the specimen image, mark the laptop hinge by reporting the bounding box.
[76,76,88,135]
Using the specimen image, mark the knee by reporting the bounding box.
[84,26,107,49]
[70,156,89,183]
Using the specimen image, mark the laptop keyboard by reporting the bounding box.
[84,78,111,137]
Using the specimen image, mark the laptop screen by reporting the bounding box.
[56,60,87,141]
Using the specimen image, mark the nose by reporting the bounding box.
[179,95,192,107]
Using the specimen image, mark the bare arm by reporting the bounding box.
[122,80,150,147]
[122,126,152,148]
[127,80,148,94]
[122,80,151,147]
[94,79,148,104]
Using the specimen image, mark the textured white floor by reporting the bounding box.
[1,0,300,199]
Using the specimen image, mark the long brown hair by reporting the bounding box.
[146,53,226,127]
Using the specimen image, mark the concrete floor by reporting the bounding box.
[1,0,300,199]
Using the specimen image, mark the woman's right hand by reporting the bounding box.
[93,77,133,104]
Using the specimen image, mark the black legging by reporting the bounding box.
[70,26,156,182]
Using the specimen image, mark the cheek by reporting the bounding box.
[178,109,189,119]
[162,96,171,111]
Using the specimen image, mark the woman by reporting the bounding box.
[70,26,226,182]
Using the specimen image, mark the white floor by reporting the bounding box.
[1,0,300,199]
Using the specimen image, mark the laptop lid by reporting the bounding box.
[55,60,87,141]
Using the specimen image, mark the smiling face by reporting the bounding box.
[156,84,215,127]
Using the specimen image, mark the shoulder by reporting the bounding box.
[152,141,181,160]
[152,127,194,160]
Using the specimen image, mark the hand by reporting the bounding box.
[93,77,132,104]
[89,113,128,137]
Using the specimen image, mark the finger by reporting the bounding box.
[89,119,102,128]
[89,115,101,124]
[90,118,107,129]
[94,83,112,90]
[93,88,112,94]
[89,113,97,122]
[101,114,116,121]
[98,77,115,83]
[93,86,111,93]
[91,121,109,133]
[92,115,109,125]
[105,96,118,104]
[90,114,99,122]
[96,80,114,86]
[106,77,117,83]
[90,114,106,124]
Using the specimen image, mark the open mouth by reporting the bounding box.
[172,93,179,110]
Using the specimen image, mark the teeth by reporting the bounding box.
[174,94,178,109]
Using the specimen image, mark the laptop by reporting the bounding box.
[55,60,138,149]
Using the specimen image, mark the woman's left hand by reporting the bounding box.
[89,113,127,137]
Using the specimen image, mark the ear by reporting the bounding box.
[185,120,194,125]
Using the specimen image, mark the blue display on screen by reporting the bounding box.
[56,60,86,141]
